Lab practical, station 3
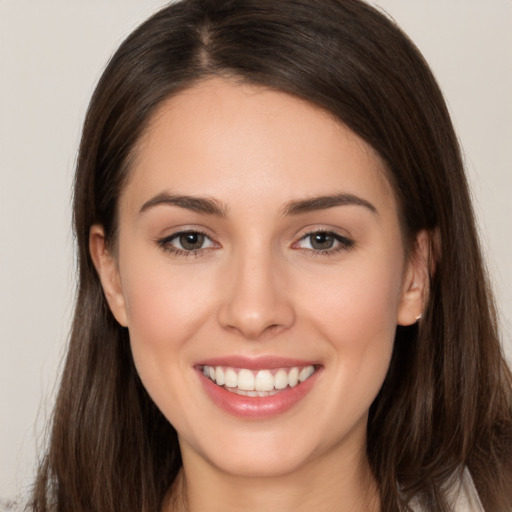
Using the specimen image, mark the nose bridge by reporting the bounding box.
[218,240,294,340]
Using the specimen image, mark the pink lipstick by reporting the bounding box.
[196,356,321,419]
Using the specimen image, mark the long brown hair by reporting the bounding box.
[30,1,512,510]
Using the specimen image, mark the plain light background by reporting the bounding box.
[1,0,511,507]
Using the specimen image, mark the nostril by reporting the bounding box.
[220,316,293,341]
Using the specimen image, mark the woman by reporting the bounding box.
[31,0,512,510]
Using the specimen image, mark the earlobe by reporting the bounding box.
[89,225,128,327]
[396,230,432,326]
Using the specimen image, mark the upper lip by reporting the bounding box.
[196,355,321,371]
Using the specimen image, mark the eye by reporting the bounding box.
[157,230,217,256]
[175,232,209,251]
[294,230,355,254]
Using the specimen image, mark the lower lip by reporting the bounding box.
[197,368,321,419]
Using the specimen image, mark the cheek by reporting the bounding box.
[298,253,402,404]
[302,252,403,341]
[120,260,221,433]
[123,249,214,330]
[120,255,216,382]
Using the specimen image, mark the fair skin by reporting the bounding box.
[90,78,429,512]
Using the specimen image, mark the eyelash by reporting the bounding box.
[156,229,355,257]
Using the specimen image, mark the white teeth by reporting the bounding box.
[255,370,274,391]
[288,367,299,387]
[224,368,238,388]
[238,369,255,391]
[274,369,288,390]
[202,364,316,393]
[232,388,280,397]
[299,365,314,382]
[215,367,225,386]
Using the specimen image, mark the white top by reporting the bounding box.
[410,468,484,511]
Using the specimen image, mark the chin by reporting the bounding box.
[180,420,340,480]
[206,445,313,479]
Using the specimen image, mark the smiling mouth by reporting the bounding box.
[201,365,317,397]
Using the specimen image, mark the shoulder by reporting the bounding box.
[448,468,484,512]
[409,468,484,512]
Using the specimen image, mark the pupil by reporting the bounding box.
[311,233,334,250]
[180,232,204,250]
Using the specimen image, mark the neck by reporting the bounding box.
[164,438,380,512]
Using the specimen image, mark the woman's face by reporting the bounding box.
[92,78,426,478]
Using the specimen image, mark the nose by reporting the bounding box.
[217,248,295,340]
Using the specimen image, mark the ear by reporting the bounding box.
[396,230,432,326]
[89,225,128,327]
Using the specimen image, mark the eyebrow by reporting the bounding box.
[281,193,378,216]
[139,191,377,217]
[139,193,228,217]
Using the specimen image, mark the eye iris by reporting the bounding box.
[310,232,335,250]
[179,232,205,250]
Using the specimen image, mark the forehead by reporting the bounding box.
[123,77,396,217]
